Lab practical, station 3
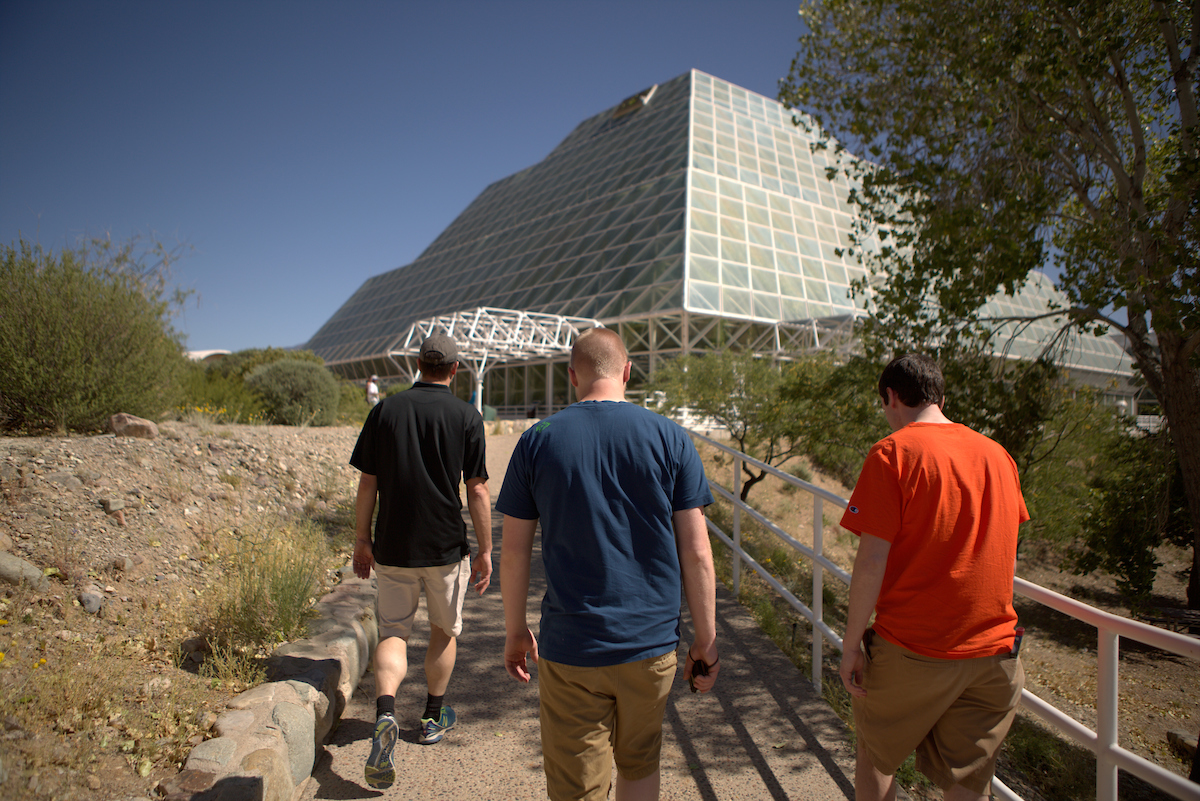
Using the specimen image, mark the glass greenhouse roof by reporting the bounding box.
[306,69,1131,385]
[983,271,1133,379]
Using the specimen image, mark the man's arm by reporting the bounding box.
[500,514,539,683]
[466,476,492,594]
[675,506,719,693]
[353,472,378,580]
[839,532,891,698]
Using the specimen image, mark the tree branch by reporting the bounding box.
[1153,0,1200,157]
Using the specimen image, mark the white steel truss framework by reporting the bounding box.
[388,307,603,414]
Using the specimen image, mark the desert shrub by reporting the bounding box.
[0,237,187,433]
[204,516,331,648]
[336,379,371,427]
[178,360,268,423]
[1073,429,1193,604]
[212,346,323,380]
[244,359,339,426]
[780,461,814,494]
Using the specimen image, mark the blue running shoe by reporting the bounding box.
[418,705,456,744]
[364,714,398,789]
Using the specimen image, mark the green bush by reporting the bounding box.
[0,238,187,433]
[1073,429,1193,604]
[212,346,324,380]
[335,379,371,427]
[178,361,269,423]
[244,359,340,426]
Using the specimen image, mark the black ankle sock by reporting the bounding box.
[376,695,395,720]
[423,694,444,720]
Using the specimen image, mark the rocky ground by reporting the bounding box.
[0,419,364,801]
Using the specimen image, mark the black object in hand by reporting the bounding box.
[688,656,711,693]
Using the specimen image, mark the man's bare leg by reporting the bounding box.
[855,738,897,801]
[425,625,456,696]
[614,768,660,801]
[365,635,408,788]
[374,636,409,698]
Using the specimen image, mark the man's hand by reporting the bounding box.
[352,538,374,580]
[504,628,538,683]
[840,644,867,698]
[683,642,719,694]
[471,551,492,595]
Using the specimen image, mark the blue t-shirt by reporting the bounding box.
[496,400,712,666]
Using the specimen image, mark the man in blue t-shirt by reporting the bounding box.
[498,327,718,801]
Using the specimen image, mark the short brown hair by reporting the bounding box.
[419,360,456,381]
[570,328,627,379]
[879,354,945,407]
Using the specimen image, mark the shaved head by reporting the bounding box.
[571,327,627,380]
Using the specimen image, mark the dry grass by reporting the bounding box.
[0,579,216,786]
[0,425,360,800]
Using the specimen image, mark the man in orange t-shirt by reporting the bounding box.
[839,354,1028,801]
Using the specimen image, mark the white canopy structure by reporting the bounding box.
[387,307,603,414]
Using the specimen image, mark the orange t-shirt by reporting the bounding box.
[840,422,1029,659]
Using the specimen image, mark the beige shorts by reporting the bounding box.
[374,556,471,640]
[852,632,1024,795]
[538,651,677,801]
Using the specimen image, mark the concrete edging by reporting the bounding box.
[157,566,378,801]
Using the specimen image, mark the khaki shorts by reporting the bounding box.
[538,651,677,801]
[374,556,471,640]
[853,632,1024,795]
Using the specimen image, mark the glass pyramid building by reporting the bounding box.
[306,69,1135,415]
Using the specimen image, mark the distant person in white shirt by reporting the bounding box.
[366,375,380,406]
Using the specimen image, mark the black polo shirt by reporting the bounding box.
[350,382,488,567]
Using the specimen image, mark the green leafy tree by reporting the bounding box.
[650,351,797,501]
[778,351,1134,565]
[1014,381,1131,548]
[245,359,340,427]
[777,353,889,487]
[0,237,188,433]
[780,0,1200,606]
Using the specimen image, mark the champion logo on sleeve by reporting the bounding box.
[848,505,860,514]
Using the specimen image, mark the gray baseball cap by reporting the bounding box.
[419,333,459,365]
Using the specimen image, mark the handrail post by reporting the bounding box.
[732,455,742,597]
[1097,628,1119,801]
[812,497,824,692]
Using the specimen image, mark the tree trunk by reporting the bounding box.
[1154,328,1200,609]
[740,467,767,502]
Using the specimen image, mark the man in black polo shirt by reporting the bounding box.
[350,332,491,790]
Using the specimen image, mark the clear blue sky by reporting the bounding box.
[1,0,806,353]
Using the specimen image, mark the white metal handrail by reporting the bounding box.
[686,428,1200,801]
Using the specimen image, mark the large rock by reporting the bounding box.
[108,413,159,439]
[0,552,49,591]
